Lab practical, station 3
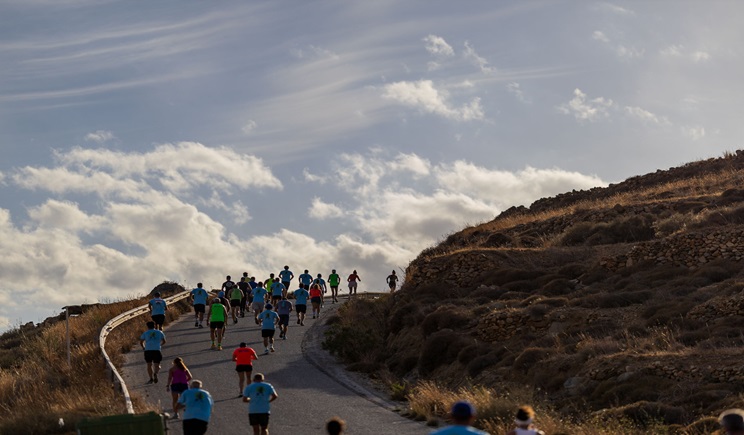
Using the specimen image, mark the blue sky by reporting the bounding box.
[0,0,741,329]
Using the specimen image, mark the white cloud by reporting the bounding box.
[682,125,706,141]
[624,106,669,124]
[242,120,258,134]
[557,88,615,122]
[598,3,635,15]
[84,130,115,143]
[506,82,529,103]
[463,41,495,74]
[382,80,484,121]
[592,31,610,43]
[27,199,104,232]
[423,34,454,57]
[387,153,431,178]
[309,198,344,219]
[660,45,711,63]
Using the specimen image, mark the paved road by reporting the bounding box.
[122,302,430,434]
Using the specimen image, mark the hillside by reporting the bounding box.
[324,150,744,432]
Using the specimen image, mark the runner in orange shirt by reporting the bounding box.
[309,283,323,319]
[232,342,258,397]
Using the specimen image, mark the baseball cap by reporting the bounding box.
[451,401,475,419]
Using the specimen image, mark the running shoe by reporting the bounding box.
[154,374,158,384]
[282,335,287,340]
[217,345,223,350]
[195,321,199,327]
[264,348,269,355]
[233,319,238,324]
[270,346,275,352]
[198,324,203,328]
[297,319,300,324]
[210,344,216,350]
[147,379,154,384]
[300,320,304,326]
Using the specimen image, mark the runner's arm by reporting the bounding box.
[269,392,278,402]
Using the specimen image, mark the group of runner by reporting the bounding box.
[141,266,377,435]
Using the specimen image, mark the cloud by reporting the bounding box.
[598,3,635,15]
[382,80,484,121]
[463,41,495,74]
[660,45,711,63]
[84,130,115,143]
[242,120,258,134]
[309,198,344,219]
[624,106,669,125]
[557,88,615,122]
[506,82,529,103]
[592,31,643,59]
[682,125,706,141]
[423,34,454,57]
[387,153,431,178]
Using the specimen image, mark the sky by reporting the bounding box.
[0,0,742,330]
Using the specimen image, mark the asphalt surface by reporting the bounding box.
[122,300,430,434]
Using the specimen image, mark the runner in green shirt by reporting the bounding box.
[207,298,228,350]
[328,269,341,303]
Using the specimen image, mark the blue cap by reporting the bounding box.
[451,401,475,419]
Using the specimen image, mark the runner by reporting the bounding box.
[506,405,544,435]
[251,282,268,325]
[430,401,489,435]
[315,273,327,294]
[270,280,285,307]
[148,291,168,330]
[207,298,228,350]
[221,275,236,294]
[264,273,276,294]
[328,269,340,303]
[238,275,250,318]
[347,270,361,297]
[176,380,213,435]
[166,357,193,419]
[309,283,323,319]
[232,342,258,397]
[242,373,278,435]
[278,266,294,297]
[276,296,293,340]
[293,285,309,326]
[190,283,208,328]
[386,270,399,293]
[298,269,313,289]
[258,304,280,354]
[139,321,166,384]
[229,284,244,324]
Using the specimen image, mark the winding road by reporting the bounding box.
[121,301,430,434]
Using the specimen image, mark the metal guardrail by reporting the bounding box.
[99,291,192,414]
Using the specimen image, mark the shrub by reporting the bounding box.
[466,352,501,377]
[513,347,554,372]
[561,216,656,246]
[541,278,573,296]
[418,330,469,376]
[612,401,686,426]
[421,308,472,336]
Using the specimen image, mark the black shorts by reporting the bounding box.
[235,364,253,373]
[311,297,321,304]
[194,304,205,314]
[296,304,306,314]
[183,418,208,435]
[271,295,281,302]
[144,350,162,363]
[282,281,290,289]
[389,283,396,289]
[330,285,339,291]
[249,413,270,427]
[210,321,225,330]
[171,383,188,394]
[152,314,165,325]
[230,299,241,307]
[279,314,289,326]
[261,329,275,338]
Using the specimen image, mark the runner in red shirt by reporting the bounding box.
[232,342,258,397]
[347,270,361,297]
[309,284,323,319]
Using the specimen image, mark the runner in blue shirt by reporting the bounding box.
[298,269,313,288]
[270,281,285,306]
[276,297,293,340]
[139,321,166,384]
[190,283,209,328]
[177,380,213,435]
[251,283,268,325]
[242,373,278,435]
[430,401,489,435]
[258,304,280,354]
[293,286,310,326]
[278,266,293,295]
[148,292,168,330]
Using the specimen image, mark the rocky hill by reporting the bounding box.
[324,150,744,430]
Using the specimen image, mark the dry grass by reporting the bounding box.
[0,286,190,435]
